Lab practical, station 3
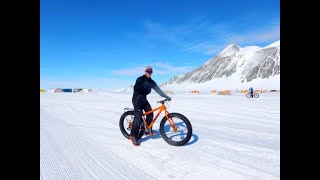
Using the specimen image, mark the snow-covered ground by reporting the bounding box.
[40,92,280,180]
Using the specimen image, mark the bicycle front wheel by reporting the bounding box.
[160,113,192,146]
[254,93,259,98]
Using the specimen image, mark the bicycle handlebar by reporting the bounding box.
[157,99,171,104]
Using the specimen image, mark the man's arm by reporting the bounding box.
[152,81,171,100]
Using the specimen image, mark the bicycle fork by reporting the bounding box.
[165,112,178,132]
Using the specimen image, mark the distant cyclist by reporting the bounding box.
[129,66,171,146]
[249,87,254,98]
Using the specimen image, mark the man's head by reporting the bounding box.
[145,66,153,78]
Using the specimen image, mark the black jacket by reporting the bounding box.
[132,75,168,100]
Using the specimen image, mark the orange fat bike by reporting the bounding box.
[119,99,192,146]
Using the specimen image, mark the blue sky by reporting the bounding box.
[40,0,280,90]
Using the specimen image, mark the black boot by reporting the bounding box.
[129,136,140,146]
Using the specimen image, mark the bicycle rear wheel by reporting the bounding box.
[160,113,192,146]
[246,93,251,98]
[119,110,145,140]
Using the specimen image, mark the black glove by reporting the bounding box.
[166,96,171,101]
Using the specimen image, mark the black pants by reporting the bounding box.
[250,92,253,97]
[130,95,154,138]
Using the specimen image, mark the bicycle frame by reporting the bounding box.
[142,102,178,132]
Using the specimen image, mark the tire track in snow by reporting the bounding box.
[41,128,88,179]
[41,108,157,180]
[176,104,279,123]
[197,139,279,178]
[41,93,280,179]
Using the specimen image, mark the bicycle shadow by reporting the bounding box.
[138,122,199,146]
[166,122,199,146]
[138,130,162,143]
[185,133,198,146]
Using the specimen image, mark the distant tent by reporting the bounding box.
[270,90,277,92]
[210,90,217,94]
[53,88,62,93]
[81,88,92,93]
[73,88,83,93]
[40,89,45,93]
[191,90,200,94]
[62,88,72,93]
[240,90,249,93]
[165,90,174,95]
[218,90,231,95]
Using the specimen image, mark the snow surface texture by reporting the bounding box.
[41,92,280,180]
[161,41,280,91]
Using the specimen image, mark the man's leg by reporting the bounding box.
[130,108,143,138]
[144,101,153,126]
[129,98,144,146]
[144,101,155,135]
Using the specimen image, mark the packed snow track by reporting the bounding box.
[40,92,280,180]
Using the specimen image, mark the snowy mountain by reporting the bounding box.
[162,41,280,91]
[120,85,134,93]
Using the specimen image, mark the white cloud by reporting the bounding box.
[142,19,280,56]
[112,63,194,76]
[143,19,214,48]
[111,67,145,76]
[144,21,180,44]
[40,78,133,90]
[228,25,280,45]
[150,63,194,75]
[183,42,226,55]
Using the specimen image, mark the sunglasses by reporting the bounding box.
[145,69,153,74]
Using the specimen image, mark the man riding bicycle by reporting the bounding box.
[129,66,171,146]
[249,87,254,98]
